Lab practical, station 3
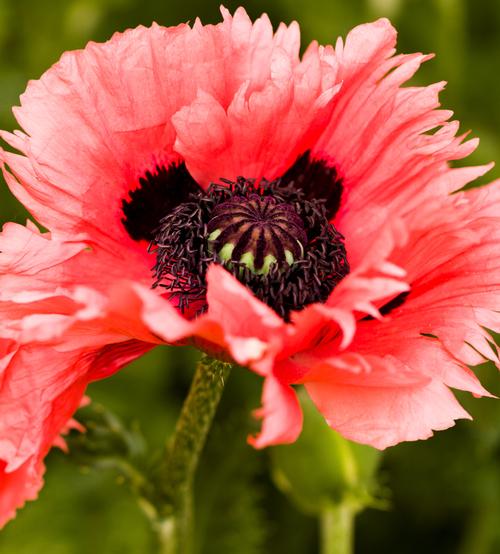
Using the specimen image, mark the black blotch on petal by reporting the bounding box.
[280,151,343,219]
[122,162,202,241]
[363,290,410,321]
[379,290,410,315]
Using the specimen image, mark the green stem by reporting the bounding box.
[155,356,232,554]
[320,503,355,554]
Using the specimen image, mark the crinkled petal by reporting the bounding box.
[248,376,302,449]
[1,23,199,247]
[0,458,44,528]
[0,334,154,527]
[305,373,470,449]
[0,220,151,303]
[0,343,86,527]
[289,183,500,448]
[173,12,339,185]
[131,265,288,375]
[315,19,491,276]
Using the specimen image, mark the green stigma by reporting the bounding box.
[209,231,298,276]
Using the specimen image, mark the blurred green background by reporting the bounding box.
[0,1,499,553]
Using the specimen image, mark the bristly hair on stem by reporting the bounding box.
[155,357,232,554]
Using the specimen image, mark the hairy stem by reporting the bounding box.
[320,503,355,554]
[155,356,231,554]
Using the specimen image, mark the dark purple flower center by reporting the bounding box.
[122,152,349,319]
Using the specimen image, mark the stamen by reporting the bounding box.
[151,174,349,320]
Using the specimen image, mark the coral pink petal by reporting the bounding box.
[1,23,198,247]
[0,221,152,302]
[173,10,339,186]
[305,375,470,449]
[0,6,337,249]
[0,343,88,527]
[173,79,338,187]
[313,19,491,275]
[0,334,154,527]
[204,265,287,374]
[291,183,500,448]
[0,459,44,528]
[0,347,87,475]
[189,7,301,108]
[248,376,302,449]
[386,184,500,370]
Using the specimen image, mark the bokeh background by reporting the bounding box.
[0,0,499,553]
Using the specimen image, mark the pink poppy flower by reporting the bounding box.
[1,7,499,526]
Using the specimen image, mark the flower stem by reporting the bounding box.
[320,503,355,554]
[155,356,231,554]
